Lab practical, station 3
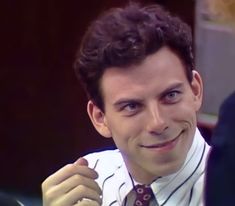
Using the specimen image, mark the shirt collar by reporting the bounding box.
[118,128,207,205]
[151,128,207,205]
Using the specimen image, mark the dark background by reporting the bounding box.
[1,0,196,198]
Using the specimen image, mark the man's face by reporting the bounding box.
[88,46,203,184]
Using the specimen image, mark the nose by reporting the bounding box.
[146,104,168,135]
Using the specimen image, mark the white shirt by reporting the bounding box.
[84,129,210,206]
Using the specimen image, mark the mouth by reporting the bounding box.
[141,131,183,150]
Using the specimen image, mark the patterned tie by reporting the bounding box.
[134,184,154,206]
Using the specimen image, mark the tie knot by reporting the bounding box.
[134,184,154,206]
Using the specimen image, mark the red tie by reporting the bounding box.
[134,184,154,206]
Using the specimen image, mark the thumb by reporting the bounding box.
[74,157,89,166]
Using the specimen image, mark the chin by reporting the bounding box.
[152,159,185,177]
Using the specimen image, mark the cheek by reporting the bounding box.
[122,122,143,137]
[169,103,197,124]
[106,116,144,142]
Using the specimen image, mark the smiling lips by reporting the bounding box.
[142,132,182,149]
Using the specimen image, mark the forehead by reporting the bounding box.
[100,47,188,101]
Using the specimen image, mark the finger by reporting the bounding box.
[73,158,98,177]
[42,162,98,189]
[46,173,102,198]
[73,199,101,206]
[54,185,102,205]
[75,157,88,166]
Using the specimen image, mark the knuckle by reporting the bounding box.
[64,163,77,172]
[77,184,87,193]
[41,180,47,190]
[73,174,84,183]
[44,188,57,203]
[42,181,51,193]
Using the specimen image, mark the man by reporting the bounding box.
[42,3,210,206]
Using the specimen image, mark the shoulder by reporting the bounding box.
[83,149,125,187]
[84,149,123,170]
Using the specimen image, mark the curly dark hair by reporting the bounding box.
[74,3,194,111]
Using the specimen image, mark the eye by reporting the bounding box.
[124,102,139,111]
[164,91,181,104]
[121,102,142,116]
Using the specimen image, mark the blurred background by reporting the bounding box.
[1,0,234,205]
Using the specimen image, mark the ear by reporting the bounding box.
[190,70,203,111]
[87,100,112,138]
